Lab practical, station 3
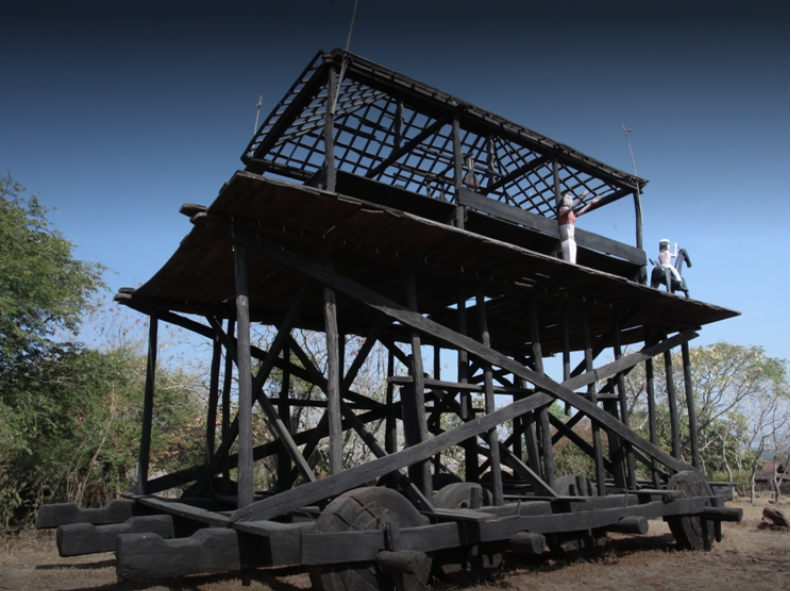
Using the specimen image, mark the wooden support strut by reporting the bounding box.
[201,218,696,483]
[136,313,158,495]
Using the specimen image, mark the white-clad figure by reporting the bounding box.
[658,239,683,283]
[558,190,600,264]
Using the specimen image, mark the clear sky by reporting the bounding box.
[1,1,788,362]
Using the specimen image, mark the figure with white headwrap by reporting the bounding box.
[557,190,600,264]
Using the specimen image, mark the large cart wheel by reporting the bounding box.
[309,487,430,591]
[431,482,502,585]
[666,470,715,551]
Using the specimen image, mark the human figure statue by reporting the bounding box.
[558,190,600,263]
[657,239,683,283]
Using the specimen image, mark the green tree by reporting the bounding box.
[0,171,105,371]
[623,342,789,496]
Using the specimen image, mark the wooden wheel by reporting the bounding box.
[309,487,430,591]
[431,482,502,584]
[666,470,715,551]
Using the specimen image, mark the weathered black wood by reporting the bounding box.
[57,515,174,557]
[605,516,649,535]
[458,187,646,265]
[582,308,606,495]
[231,392,553,522]
[36,500,137,529]
[233,243,254,509]
[136,314,158,494]
[528,299,555,490]
[131,495,231,527]
[477,287,503,504]
[323,66,337,192]
[612,315,636,489]
[323,283,343,475]
[206,327,222,465]
[508,531,546,555]
[231,520,314,566]
[222,319,234,489]
[386,349,397,454]
[645,331,661,487]
[299,496,711,562]
[206,220,693,476]
[377,550,430,575]
[458,288,478,483]
[547,413,615,474]
[404,276,431,498]
[208,319,318,487]
[682,341,701,468]
[698,506,743,522]
[663,343,682,459]
[277,340,292,491]
[117,528,263,580]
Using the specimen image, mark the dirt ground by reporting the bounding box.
[1,497,788,591]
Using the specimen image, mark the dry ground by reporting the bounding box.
[1,497,788,591]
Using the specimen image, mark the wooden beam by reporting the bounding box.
[477,287,503,504]
[136,314,158,495]
[324,283,342,475]
[234,243,254,509]
[206,219,694,476]
[230,392,553,523]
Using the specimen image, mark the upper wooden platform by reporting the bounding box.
[116,172,738,356]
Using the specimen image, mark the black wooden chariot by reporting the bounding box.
[38,49,741,589]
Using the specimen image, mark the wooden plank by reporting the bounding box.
[133,496,231,527]
[234,243,254,509]
[57,515,173,557]
[324,284,343,475]
[230,393,553,522]
[136,315,157,494]
[36,500,137,529]
[477,287,503,504]
[664,344,681,458]
[231,520,314,566]
[458,187,645,265]
[682,341,701,468]
[207,219,694,476]
[117,528,264,581]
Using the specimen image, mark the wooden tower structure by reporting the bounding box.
[38,49,741,588]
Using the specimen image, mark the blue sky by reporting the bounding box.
[1,2,788,362]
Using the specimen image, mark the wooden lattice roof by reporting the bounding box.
[243,48,647,221]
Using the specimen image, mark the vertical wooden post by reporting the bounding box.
[323,66,337,192]
[234,243,254,509]
[553,158,561,208]
[206,327,222,465]
[452,116,465,228]
[644,329,660,487]
[663,342,681,459]
[221,319,235,490]
[457,288,477,483]
[528,299,555,490]
[612,316,636,489]
[277,340,293,490]
[681,341,700,468]
[324,284,343,475]
[432,343,442,474]
[385,349,397,455]
[582,308,606,495]
[562,305,571,415]
[136,313,158,495]
[404,278,431,499]
[477,287,503,505]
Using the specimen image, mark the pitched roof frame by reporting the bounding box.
[243,49,648,220]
